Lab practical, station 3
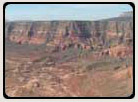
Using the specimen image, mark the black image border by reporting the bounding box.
[3,2,135,99]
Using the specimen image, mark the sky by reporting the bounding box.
[5,4,133,21]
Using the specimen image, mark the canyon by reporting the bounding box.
[5,12,134,97]
[5,15,133,48]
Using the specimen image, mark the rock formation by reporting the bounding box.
[5,13,133,50]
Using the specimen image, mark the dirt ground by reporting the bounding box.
[5,41,133,97]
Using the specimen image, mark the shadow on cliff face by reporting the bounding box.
[5,16,133,97]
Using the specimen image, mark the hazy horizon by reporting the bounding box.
[6,4,133,21]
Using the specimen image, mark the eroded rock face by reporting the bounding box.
[108,45,133,58]
[100,44,133,58]
[6,16,133,49]
[5,12,134,97]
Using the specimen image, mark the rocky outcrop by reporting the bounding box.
[100,44,133,58]
[5,15,133,49]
